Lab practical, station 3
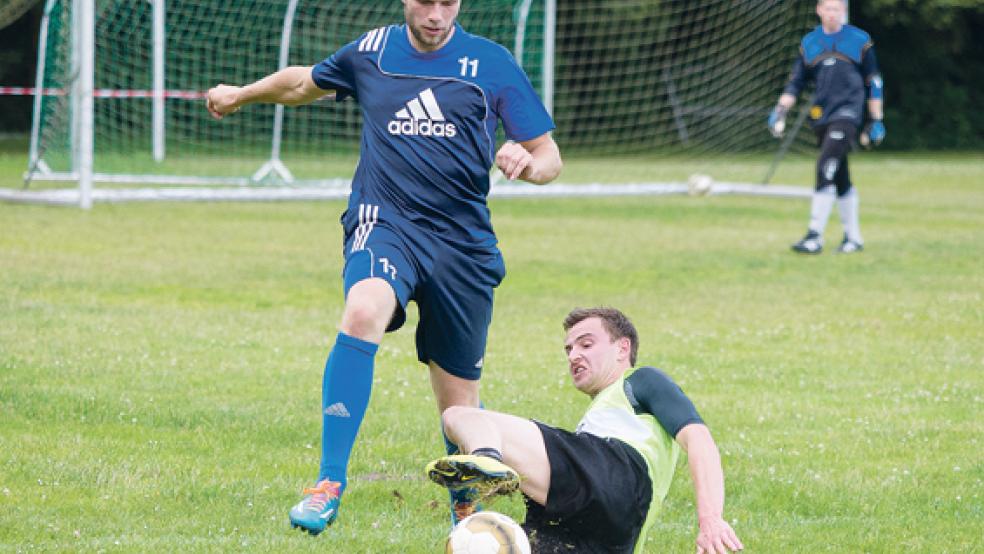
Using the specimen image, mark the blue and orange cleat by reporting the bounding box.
[288,479,341,535]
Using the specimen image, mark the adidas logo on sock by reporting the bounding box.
[324,402,351,418]
[388,88,457,138]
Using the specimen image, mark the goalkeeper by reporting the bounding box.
[768,0,884,254]
[428,307,743,554]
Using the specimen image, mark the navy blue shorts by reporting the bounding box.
[341,203,506,381]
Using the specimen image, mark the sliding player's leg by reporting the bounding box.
[430,406,548,504]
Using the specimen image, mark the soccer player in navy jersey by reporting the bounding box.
[206,0,562,535]
[768,0,884,255]
[428,307,743,554]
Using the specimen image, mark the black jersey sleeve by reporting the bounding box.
[782,52,810,98]
[624,366,704,438]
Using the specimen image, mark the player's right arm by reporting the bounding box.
[206,66,333,119]
[769,50,809,137]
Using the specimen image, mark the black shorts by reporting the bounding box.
[522,421,653,554]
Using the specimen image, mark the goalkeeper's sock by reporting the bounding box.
[318,332,378,493]
[808,185,837,234]
[837,189,863,244]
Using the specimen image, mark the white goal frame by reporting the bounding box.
[14,0,559,208]
[4,0,813,208]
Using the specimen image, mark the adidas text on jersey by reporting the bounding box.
[388,88,458,138]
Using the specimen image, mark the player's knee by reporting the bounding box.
[340,300,390,340]
[441,405,476,435]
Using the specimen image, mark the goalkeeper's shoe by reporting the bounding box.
[288,479,341,535]
[837,235,864,254]
[426,454,520,498]
[791,230,823,254]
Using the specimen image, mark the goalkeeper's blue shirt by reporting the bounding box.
[783,24,882,128]
[311,23,554,251]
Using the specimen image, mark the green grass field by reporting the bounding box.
[1,141,982,552]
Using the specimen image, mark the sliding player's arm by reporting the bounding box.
[677,424,744,554]
[496,132,562,184]
[626,367,744,553]
[206,66,334,119]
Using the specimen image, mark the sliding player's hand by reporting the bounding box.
[495,141,534,181]
[696,516,744,554]
[206,85,243,120]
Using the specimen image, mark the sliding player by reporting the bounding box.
[768,0,884,254]
[205,0,562,535]
[428,307,743,553]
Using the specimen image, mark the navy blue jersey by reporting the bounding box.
[783,24,882,127]
[312,23,554,251]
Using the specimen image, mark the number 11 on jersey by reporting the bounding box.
[458,57,479,77]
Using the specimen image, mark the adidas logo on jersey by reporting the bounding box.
[388,88,457,138]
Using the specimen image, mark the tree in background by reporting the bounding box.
[853,0,984,149]
[0,3,41,133]
[1,1,982,149]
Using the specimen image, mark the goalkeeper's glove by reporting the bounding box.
[860,119,885,148]
[767,106,788,138]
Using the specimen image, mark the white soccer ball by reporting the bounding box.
[445,511,531,554]
[687,173,714,196]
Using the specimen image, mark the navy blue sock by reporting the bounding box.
[318,332,378,494]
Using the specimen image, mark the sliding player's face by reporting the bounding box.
[403,0,460,52]
[816,0,846,30]
[564,317,632,397]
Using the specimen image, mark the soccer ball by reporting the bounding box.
[687,173,714,196]
[445,511,531,554]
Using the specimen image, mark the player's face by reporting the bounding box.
[403,0,460,52]
[564,317,631,397]
[816,0,846,31]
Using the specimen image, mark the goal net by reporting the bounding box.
[17,0,815,206]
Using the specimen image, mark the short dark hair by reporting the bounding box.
[563,307,639,366]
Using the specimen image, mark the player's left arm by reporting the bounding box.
[677,424,744,553]
[859,42,885,147]
[495,132,562,184]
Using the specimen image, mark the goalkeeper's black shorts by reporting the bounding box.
[522,421,652,554]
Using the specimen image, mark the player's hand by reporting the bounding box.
[767,106,787,138]
[495,141,534,181]
[206,84,243,120]
[696,516,743,554]
[859,120,885,148]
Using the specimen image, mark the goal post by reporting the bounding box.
[21,0,548,207]
[12,0,816,208]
